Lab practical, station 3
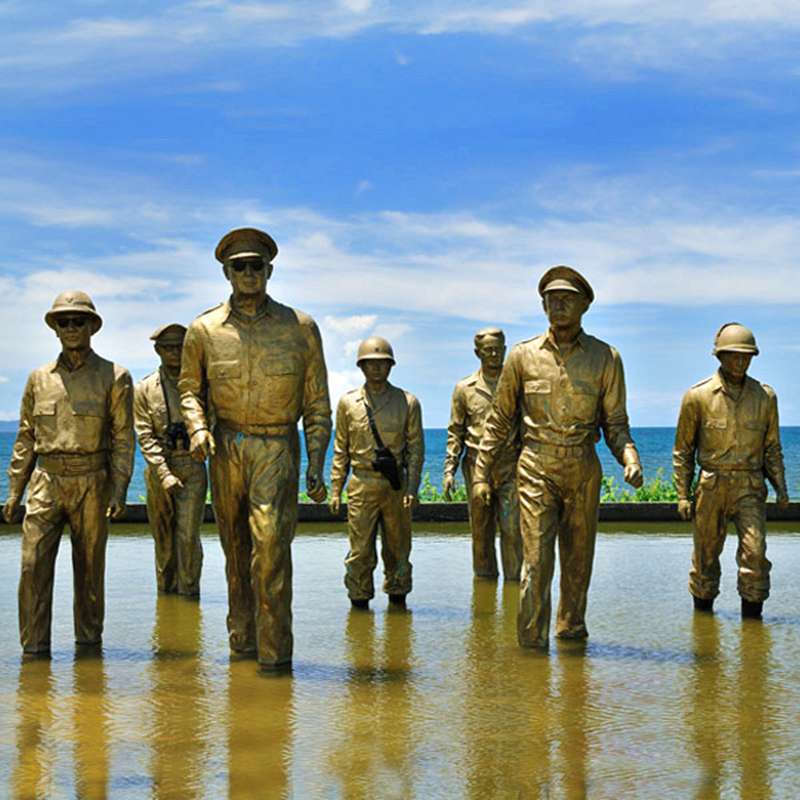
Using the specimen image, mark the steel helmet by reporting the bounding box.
[713,322,759,356]
[44,290,103,333]
[356,336,395,366]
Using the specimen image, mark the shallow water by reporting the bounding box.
[1,530,800,799]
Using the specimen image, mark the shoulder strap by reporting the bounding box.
[364,400,387,450]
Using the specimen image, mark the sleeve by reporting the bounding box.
[672,390,699,502]
[178,322,209,437]
[600,348,640,468]
[109,368,135,500]
[133,381,171,483]
[443,384,466,479]
[474,349,521,484]
[404,395,425,496]
[329,398,350,496]
[302,320,333,470]
[6,375,37,499]
[763,389,787,496]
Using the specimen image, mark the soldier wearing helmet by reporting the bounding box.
[134,323,207,596]
[444,327,523,580]
[674,322,788,619]
[329,336,424,609]
[3,290,134,654]
[179,227,332,671]
[473,266,643,649]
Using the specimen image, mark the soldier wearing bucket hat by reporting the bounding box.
[329,336,424,609]
[473,265,642,649]
[4,290,134,654]
[674,323,788,619]
[134,323,207,597]
[179,227,332,671]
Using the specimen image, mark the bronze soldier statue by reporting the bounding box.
[674,323,788,619]
[329,337,424,609]
[179,227,331,670]
[134,324,207,597]
[3,291,134,654]
[444,327,522,580]
[474,266,643,649]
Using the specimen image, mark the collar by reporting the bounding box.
[223,293,274,323]
[711,369,751,399]
[53,348,95,373]
[360,382,395,413]
[539,328,587,353]
[474,369,497,397]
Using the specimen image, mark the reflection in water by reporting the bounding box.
[73,648,110,800]
[557,643,589,799]
[13,658,56,799]
[227,656,294,799]
[327,609,416,799]
[149,596,208,800]
[738,622,772,800]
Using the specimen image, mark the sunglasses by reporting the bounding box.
[56,317,88,329]
[230,260,266,273]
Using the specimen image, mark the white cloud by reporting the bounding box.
[0,376,8,384]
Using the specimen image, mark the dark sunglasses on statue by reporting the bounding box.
[230,260,266,273]
[56,317,88,329]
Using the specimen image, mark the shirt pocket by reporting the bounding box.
[208,360,241,380]
[523,379,551,423]
[257,355,301,411]
[33,400,57,417]
[72,400,106,417]
[700,417,729,452]
[569,380,599,423]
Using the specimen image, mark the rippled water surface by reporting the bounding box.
[1,528,800,799]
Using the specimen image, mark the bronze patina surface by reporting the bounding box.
[674,322,788,618]
[134,324,206,596]
[3,291,134,653]
[330,337,424,606]
[178,227,332,669]
[474,266,643,649]
[444,327,522,580]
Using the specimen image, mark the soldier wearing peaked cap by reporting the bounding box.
[473,266,643,649]
[4,290,134,654]
[134,323,207,597]
[329,337,424,609]
[179,227,332,670]
[674,323,788,619]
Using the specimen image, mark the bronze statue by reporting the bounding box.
[329,337,424,609]
[444,327,522,580]
[473,266,643,649]
[673,323,788,619]
[134,324,207,597]
[179,227,331,670]
[3,291,134,654]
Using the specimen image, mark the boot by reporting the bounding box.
[693,595,714,612]
[741,599,763,619]
[388,594,407,608]
[350,598,369,610]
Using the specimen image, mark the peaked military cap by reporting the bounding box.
[538,265,594,304]
[150,323,187,343]
[215,227,278,263]
[45,290,103,333]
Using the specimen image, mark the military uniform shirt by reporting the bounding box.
[134,368,186,483]
[673,370,786,501]
[444,368,519,480]
[179,296,332,459]
[476,330,636,482]
[7,350,134,498]
[330,384,424,496]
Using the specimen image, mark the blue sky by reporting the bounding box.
[1,1,800,426]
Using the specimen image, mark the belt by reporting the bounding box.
[38,452,108,475]
[353,466,397,480]
[217,420,295,437]
[525,441,592,458]
[699,464,763,474]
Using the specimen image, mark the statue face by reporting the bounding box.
[54,314,93,350]
[717,351,753,382]
[475,337,505,371]
[543,290,587,329]
[224,256,270,295]
[155,341,183,371]
[359,359,393,384]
